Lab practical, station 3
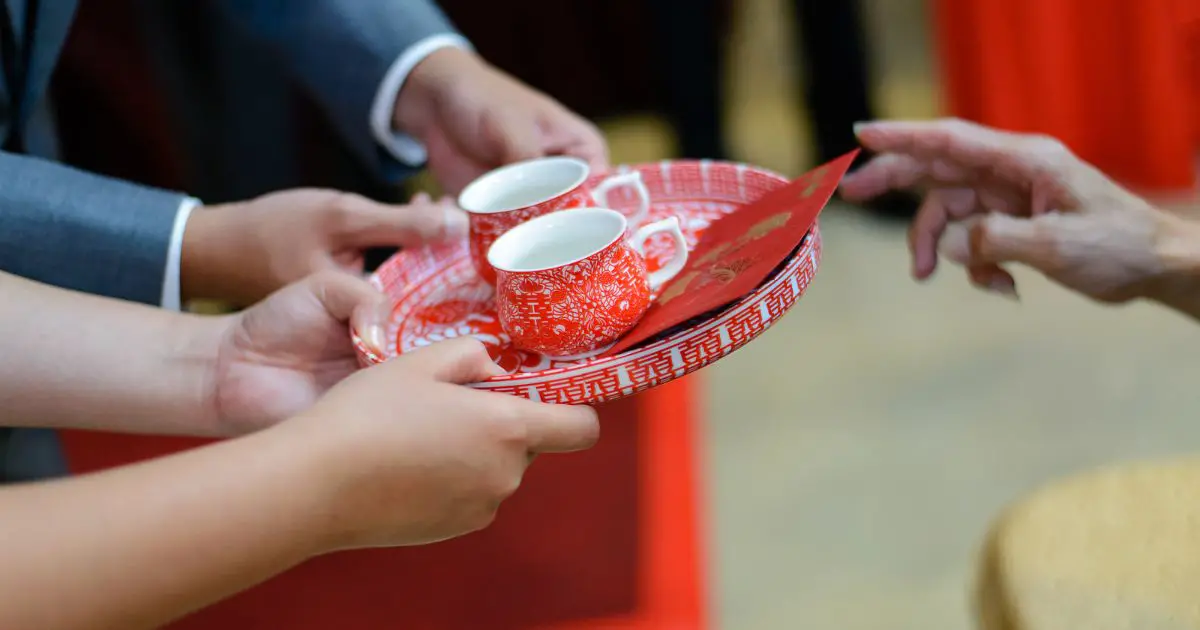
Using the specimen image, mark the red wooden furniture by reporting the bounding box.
[933,0,1199,193]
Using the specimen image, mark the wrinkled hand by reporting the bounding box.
[208,270,392,435]
[184,189,465,305]
[841,118,1187,304]
[287,338,600,550]
[394,47,609,194]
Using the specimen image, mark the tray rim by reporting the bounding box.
[351,159,819,396]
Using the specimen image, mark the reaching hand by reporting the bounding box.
[183,189,465,305]
[207,270,391,435]
[287,338,600,550]
[841,118,1189,304]
[393,47,610,194]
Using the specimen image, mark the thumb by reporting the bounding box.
[336,195,467,248]
[399,338,505,384]
[300,270,386,323]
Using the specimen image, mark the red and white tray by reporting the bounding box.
[352,160,821,405]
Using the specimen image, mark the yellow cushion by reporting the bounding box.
[977,457,1200,630]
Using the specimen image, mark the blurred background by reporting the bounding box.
[678,1,1200,629]
[53,0,1200,628]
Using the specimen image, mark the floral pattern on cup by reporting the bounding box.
[458,157,651,285]
[490,208,688,359]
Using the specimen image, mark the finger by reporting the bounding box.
[303,270,387,324]
[350,294,394,356]
[854,118,1025,166]
[908,187,981,280]
[401,338,505,384]
[335,194,465,247]
[411,191,432,204]
[966,264,1019,300]
[484,108,542,165]
[855,119,1092,196]
[542,113,610,172]
[940,214,1057,271]
[840,153,928,201]
[518,402,600,454]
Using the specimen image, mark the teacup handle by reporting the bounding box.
[628,217,689,291]
[591,171,651,226]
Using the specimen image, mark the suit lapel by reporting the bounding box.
[19,0,77,120]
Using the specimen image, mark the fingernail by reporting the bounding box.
[987,277,1019,301]
[852,121,869,136]
[485,360,507,378]
[364,324,387,353]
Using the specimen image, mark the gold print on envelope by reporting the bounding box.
[708,257,755,284]
[658,211,796,305]
[656,270,701,306]
[799,165,828,198]
[741,212,791,242]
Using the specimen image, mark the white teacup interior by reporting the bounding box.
[488,208,626,273]
[458,156,589,214]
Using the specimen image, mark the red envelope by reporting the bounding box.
[602,150,858,356]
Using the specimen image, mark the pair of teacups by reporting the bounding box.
[458,157,689,360]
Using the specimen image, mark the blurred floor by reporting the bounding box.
[601,1,1200,628]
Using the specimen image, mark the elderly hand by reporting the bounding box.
[183,189,465,306]
[392,47,609,194]
[207,270,392,435]
[840,119,1200,309]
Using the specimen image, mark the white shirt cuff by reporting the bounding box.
[370,33,473,166]
[161,197,201,311]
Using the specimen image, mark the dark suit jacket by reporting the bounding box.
[0,0,461,304]
[0,0,462,482]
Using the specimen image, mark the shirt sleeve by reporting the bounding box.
[368,34,473,166]
[160,197,202,311]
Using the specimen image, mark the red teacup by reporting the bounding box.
[457,156,651,284]
[487,207,688,359]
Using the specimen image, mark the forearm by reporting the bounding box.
[0,425,328,630]
[0,150,187,305]
[0,272,226,435]
[213,0,461,179]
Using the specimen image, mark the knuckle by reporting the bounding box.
[492,471,523,500]
[326,193,366,228]
[490,406,530,443]
[1028,134,1071,159]
[943,117,971,134]
[406,205,445,236]
[307,268,349,288]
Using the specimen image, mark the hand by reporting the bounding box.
[207,270,392,436]
[840,118,1194,305]
[393,47,609,194]
[183,189,466,305]
[283,338,600,550]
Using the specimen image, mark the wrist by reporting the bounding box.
[392,46,480,139]
[223,422,343,559]
[180,204,226,303]
[1146,211,1200,316]
[166,313,230,436]
[261,415,357,554]
[181,203,253,304]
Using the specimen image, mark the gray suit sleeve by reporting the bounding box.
[0,151,187,304]
[214,0,462,182]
